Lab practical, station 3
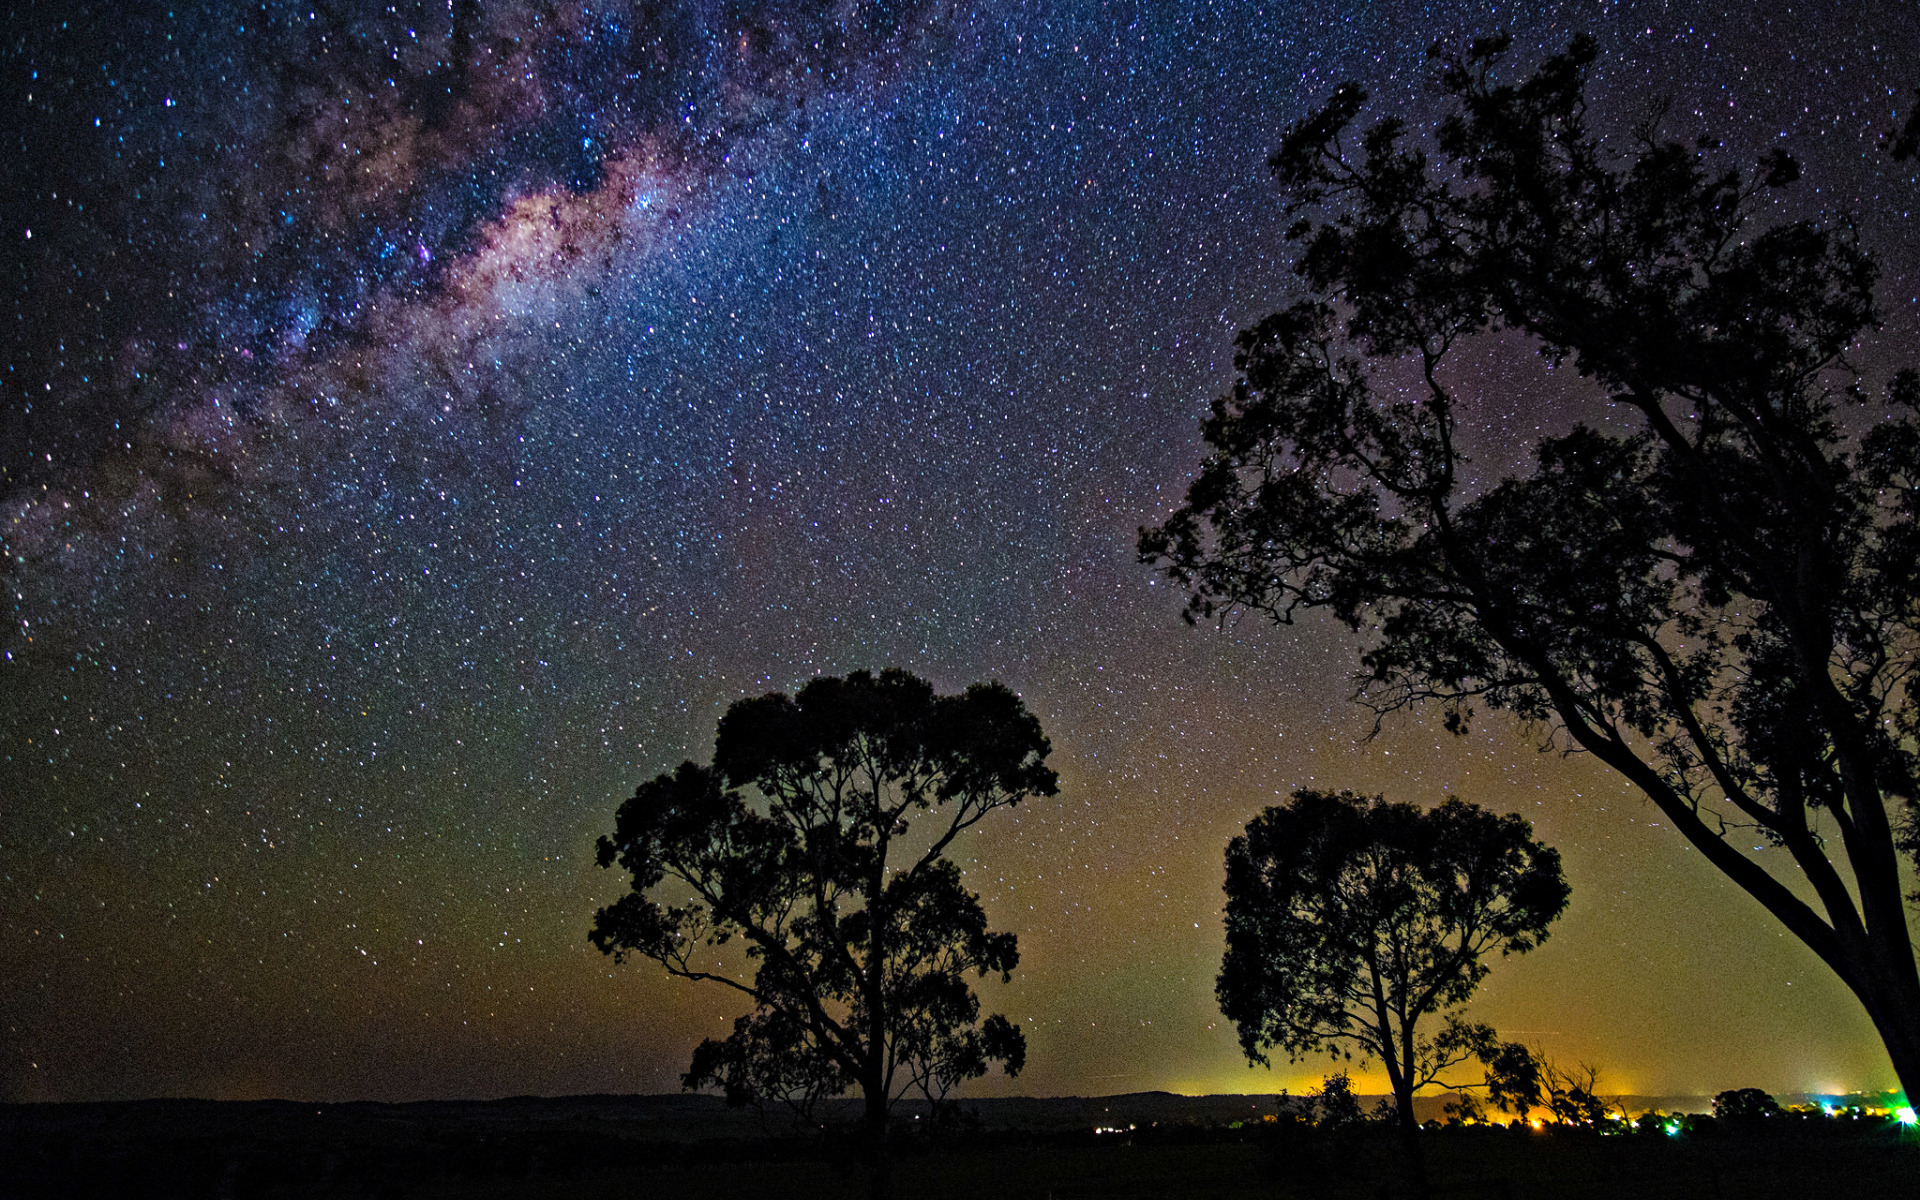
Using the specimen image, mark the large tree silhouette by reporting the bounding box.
[1219,789,1566,1185]
[1143,35,1920,1099]
[590,669,1054,1148]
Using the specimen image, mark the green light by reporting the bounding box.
[1663,1121,1680,1137]
[1896,1106,1917,1127]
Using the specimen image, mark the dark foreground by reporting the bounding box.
[5,1094,1915,1198]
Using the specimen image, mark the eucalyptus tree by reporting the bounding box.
[1144,34,1920,1099]
[591,669,1054,1146]
[1220,788,1567,1172]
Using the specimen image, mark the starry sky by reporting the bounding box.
[5,0,1918,1105]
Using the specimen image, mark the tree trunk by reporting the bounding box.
[1841,944,1920,1109]
[1390,1074,1429,1199]
[1872,1014,1920,1112]
[863,1086,892,1200]
[1371,1006,1430,1200]
[864,862,891,1200]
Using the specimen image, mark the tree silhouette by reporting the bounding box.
[1712,1087,1783,1123]
[1540,1057,1609,1127]
[1143,34,1920,1102]
[1481,1039,1544,1120]
[590,669,1055,1152]
[1218,789,1567,1186]
[1310,1069,1368,1129]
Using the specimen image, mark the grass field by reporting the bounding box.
[399,1132,1917,1200]
[10,1097,1916,1198]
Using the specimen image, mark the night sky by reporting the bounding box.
[5,0,1918,1105]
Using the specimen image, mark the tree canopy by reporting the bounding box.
[590,669,1055,1139]
[1144,34,1920,1100]
[1218,789,1567,1147]
[1712,1086,1784,1124]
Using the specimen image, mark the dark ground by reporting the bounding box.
[5,1093,1915,1198]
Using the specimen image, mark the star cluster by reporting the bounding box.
[4,0,1918,1103]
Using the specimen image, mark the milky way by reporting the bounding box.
[5,1,1919,1103]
